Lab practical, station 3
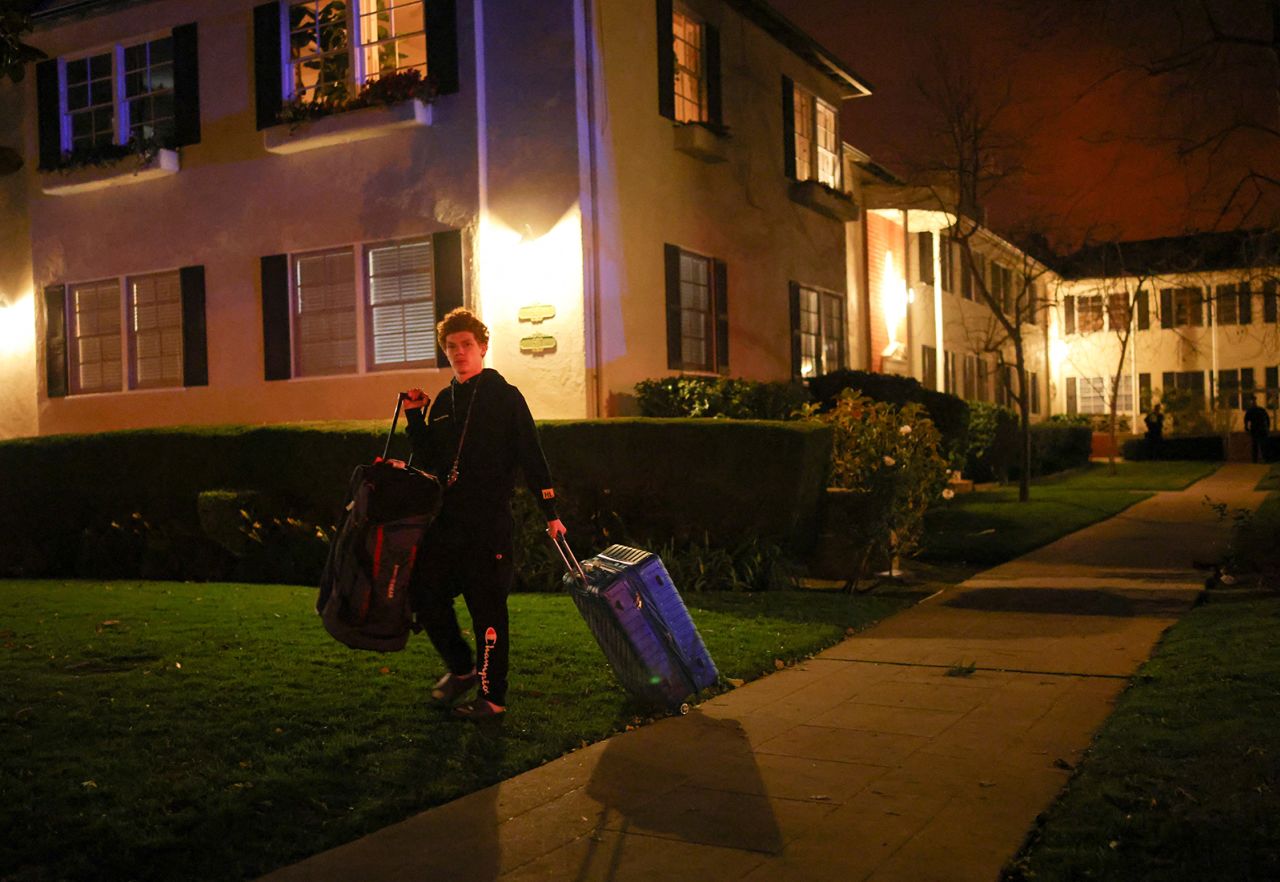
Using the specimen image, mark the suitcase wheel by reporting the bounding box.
[679,702,690,716]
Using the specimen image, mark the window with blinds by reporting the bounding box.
[128,271,183,388]
[672,7,706,123]
[366,239,434,369]
[294,247,357,377]
[70,279,122,394]
[815,98,838,188]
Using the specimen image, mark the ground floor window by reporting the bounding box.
[293,247,358,377]
[1217,367,1256,410]
[664,244,727,373]
[792,284,845,378]
[1162,370,1206,405]
[1069,375,1131,415]
[48,266,206,398]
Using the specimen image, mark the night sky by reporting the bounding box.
[769,0,1280,248]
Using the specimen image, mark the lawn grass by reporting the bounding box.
[0,580,912,882]
[1003,596,1280,882]
[1034,460,1219,491]
[919,461,1221,567]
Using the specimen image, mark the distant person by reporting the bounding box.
[1243,395,1271,463]
[1144,404,1164,455]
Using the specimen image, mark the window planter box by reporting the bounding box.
[263,99,432,155]
[789,179,860,222]
[673,122,729,163]
[40,148,180,197]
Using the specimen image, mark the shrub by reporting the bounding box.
[1161,387,1214,434]
[1122,435,1225,461]
[633,376,808,419]
[1025,423,1092,476]
[807,369,969,460]
[964,402,1019,482]
[799,392,950,589]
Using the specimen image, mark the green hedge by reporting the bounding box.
[0,419,832,581]
[633,376,808,419]
[1025,423,1093,476]
[1121,435,1226,461]
[807,370,970,457]
[964,402,1020,482]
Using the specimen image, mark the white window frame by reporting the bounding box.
[1076,294,1104,333]
[286,235,439,379]
[67,278,125,396]
[677,248,716,373]
[291,245,359,378]
[791,83,842,190]
[127,270,184,390]
[672,4,706,124]
[283,0,428,104]
[58,31,176,155]
[363,237,436,371]
[795,284,846,379]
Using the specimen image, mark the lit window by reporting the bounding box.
[64,52,115,152]
[128,271,183,388]
[287,0,427,105]
[793,83,813,182]
[672,7,705,123]
[294,247,357,377]
[1106,293,1131,330]
[70,280,122,394]
[815,99,838,188]
[793,286,848,379]
[366,239,435,369]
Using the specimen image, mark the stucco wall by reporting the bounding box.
[11,0,598,436]
[0,71,37,441]
[590,0,852,413]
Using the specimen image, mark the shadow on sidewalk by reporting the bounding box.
[944,587,1194,618]
[573,713,782,879]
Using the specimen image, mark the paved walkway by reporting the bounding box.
[261,464,1269,882]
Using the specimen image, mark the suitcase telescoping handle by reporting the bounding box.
[382,393,415,467]
[551,532,588,586]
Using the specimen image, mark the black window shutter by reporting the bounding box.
[1162,372,1175,397]
[44,284,68,398]
[1266,281,1278,322]
[425,0,459,96]
[1191,288,1203,326]
[171,23,201,146]
[1239,283,1253,324]
[713,258,729,374]
[705,24,722,126]
[781,75,795,179]
[1160,289,1174,328]
[1064,296,1075,334]
[656,0,674,119]
[1065,376,1077,414]
[253,3,283,131]
[789,282,802,379]
[179,265,208,386]
[260,254,291,380]
[433,229,464,368]
[36,60,62,170]
[1137,288,1149,329]
[664,244,682,369]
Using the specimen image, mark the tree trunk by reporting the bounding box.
[1015,341,1031,502]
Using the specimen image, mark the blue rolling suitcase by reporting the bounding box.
[553,538,719,712]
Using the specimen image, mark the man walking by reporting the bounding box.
[402,307,566,721]
[1243,395,1271,464]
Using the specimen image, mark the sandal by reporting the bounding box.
[451,697,506,721]
[430,671,478,706]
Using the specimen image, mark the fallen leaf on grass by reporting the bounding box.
[379,667,391,675]
[774,659,785,670]
[82,780,97,789]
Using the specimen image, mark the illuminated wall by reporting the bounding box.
[865,211,906,373]
[0,76,36,440]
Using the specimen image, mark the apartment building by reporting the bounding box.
[1054,231,1280,431]
[0,0,870,438]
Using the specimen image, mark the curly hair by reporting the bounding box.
[436,307,489,350]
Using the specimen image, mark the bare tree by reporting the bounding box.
[907,51,1053,501]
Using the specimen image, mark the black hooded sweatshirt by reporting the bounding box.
[404,368,558,540]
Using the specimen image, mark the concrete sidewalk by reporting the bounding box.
[261,464,1270,882]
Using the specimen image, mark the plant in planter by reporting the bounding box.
[277,68,438,129]
[799,391,950,592]
[51,136,166,174]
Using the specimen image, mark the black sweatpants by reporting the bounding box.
[412,520,515,706]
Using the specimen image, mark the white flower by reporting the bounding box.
[942,488,956,500]
[899,424,912,435]
[883,455,896,467]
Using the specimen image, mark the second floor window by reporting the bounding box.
[288,0,426,104]
[1160,287,1204,327]
[1107,293,1131,330]
[786,81,840,190]
[672,7,705,123]
[1076,295,1104,333]
[36,25,199,169]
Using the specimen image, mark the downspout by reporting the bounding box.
[574,0,603,417]
[933,227,945,392]
[902,210,913,376]
[860,209,872,369]
[1131,283,1139,431]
